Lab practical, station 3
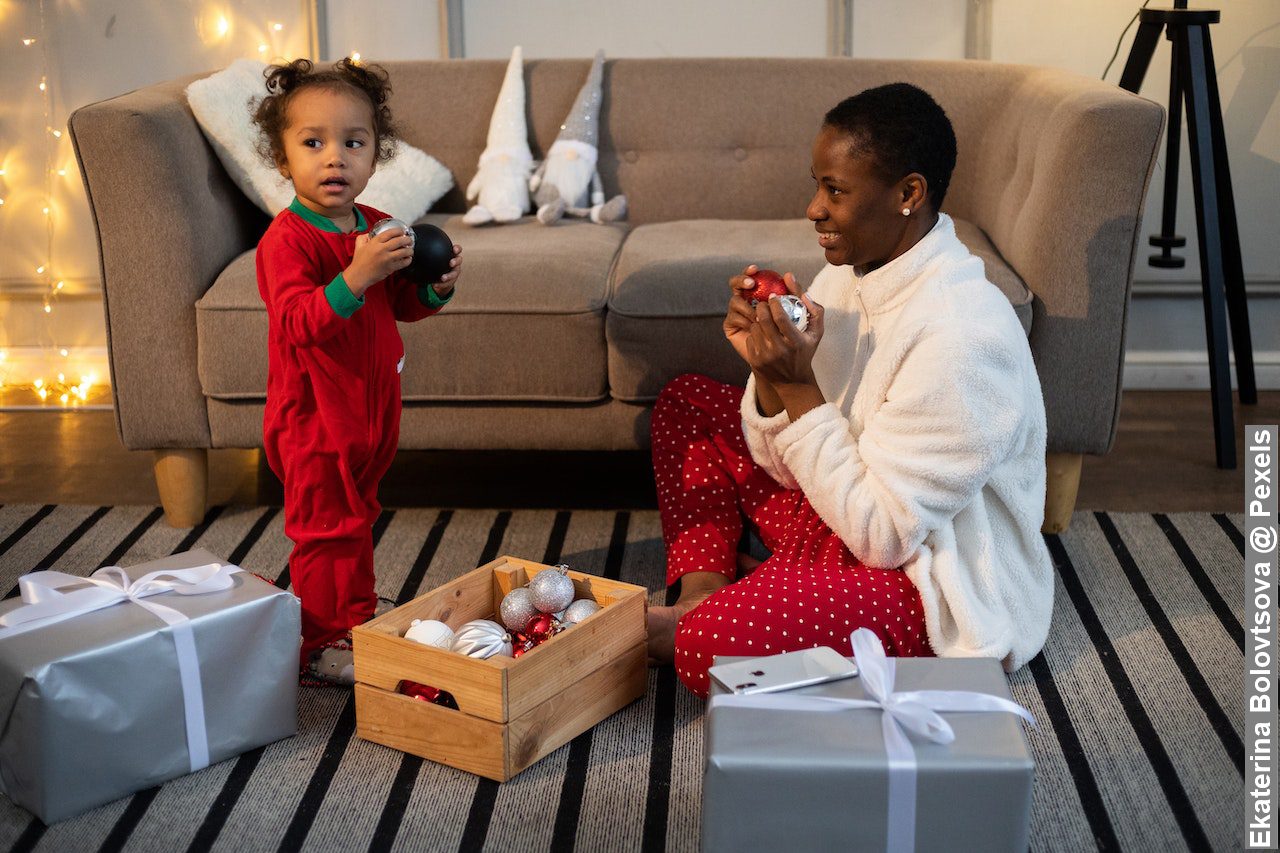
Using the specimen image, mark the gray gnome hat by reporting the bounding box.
[556,50,605,149]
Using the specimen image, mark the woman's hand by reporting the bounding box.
[723,264,762,364]
[744,278,825,388]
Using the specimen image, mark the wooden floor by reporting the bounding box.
[0,389,1276,514]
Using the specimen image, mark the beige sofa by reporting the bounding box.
[69,58,1164,530]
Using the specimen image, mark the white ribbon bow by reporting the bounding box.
[0,562,242,772]
[709,628,1036,853]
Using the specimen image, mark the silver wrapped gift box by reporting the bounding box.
[0,549,301,824]
[704,653,1035,852]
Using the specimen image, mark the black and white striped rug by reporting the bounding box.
[0,505,1246,852]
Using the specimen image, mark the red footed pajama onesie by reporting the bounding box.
[257,199,450,663]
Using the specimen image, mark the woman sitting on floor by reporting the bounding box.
[645,82,1054,697]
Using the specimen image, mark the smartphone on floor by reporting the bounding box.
[708,646,858,695]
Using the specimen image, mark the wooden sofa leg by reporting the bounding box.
[1042,452,1083,535]
[153,449,209,528]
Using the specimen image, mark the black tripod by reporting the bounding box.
[1119,1,1255,469]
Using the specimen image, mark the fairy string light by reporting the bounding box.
[0,0,98,406]
[2,5,302,406]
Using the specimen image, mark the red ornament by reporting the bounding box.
[398,680,459,708]
[512,631,538,658]
[400,681,442,702]
[525,613,555,639]
[747,269,788,305]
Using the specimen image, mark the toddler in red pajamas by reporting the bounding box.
[648,84,1055,697]
[252,58,463,685]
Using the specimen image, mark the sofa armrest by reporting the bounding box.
[70,73,270,450]
[962,67,1164,455]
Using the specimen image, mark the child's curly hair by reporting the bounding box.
[252,57,398,169]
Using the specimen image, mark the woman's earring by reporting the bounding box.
[901,207,911,216]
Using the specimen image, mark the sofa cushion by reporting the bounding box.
[196,214,625,403]
[605,217,1032,402]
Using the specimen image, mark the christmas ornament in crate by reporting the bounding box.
[352,555,647,781]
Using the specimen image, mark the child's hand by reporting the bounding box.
[345,228,413,297]
[430,245,463,299]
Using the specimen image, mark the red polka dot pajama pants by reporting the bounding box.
[651,373,933,697]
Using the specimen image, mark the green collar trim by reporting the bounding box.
[288,197,366,233]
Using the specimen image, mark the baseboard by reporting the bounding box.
[1123,349,1280,390]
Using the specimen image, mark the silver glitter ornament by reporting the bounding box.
[777,294,810,332]
[499,587,540,631]
[528,565,576,614]
[561,598,601,625]
[450,619,513,659]
[370,217,415,246]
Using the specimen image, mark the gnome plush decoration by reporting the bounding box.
[464,46,533,226]
[529,50,627,226]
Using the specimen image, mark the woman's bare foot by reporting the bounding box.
[647,570,732,665]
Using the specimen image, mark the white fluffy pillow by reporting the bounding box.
[186,59,453,222]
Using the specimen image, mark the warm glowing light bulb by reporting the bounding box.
[43,303,51,314]
[57,373,65,383]
[259,43,268,53]
[35,265,45,274]
[42,206,49,215]
[350,52,361,62]
[272,22,283,31]
[55,280,64,290]
[57,169,66,177]
[33,378,43,389]
[22,38,36,46]
[59,348,68,357]
[59,393,68,404]
[217,15,230,38]
[38,388,47,400]
[50,129,61,139]
[38,80,46,93]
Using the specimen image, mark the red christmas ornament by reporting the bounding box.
[512,631,538,658]
[746,269,788,305]
[397,680,458,708]
[525,613,555,639]
[400,681,442,702]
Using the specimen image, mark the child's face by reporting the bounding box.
[806,125,909,273]
[277,86,377,221]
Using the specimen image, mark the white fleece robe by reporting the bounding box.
[740,213,1053,671]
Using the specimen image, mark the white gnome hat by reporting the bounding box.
[555,49,604,151]
[485,45,529,152]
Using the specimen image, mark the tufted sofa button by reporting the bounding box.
[623,150,639,163]
[733,147,748,161]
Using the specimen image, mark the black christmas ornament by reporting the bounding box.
[369,218,455,285]
[410,224,455,285]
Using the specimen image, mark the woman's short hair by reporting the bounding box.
[823,83,957,211]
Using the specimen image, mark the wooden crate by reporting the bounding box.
[352,555,648,781]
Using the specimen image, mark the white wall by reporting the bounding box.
[1,0,1277,391]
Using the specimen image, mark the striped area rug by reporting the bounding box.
[0,505,1246,852]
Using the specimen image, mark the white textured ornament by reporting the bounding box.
[499,587,540,631]
[529,565,576,613]
[451,619,513,659]
[404,619,454,649]
[561,598,600,625]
